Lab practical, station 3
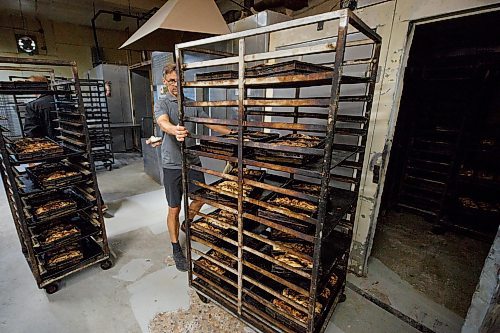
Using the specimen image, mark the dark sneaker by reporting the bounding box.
[173,251,189,272]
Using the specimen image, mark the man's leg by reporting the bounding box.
[167,206,181,243]
[167,205,188,271]
[163,168,188,271]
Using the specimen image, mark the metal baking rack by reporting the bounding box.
[79,79,114,170]
[177,9,381,333]
[0,57,112,294]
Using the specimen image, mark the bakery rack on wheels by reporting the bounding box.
[79,79,114,170]
[177,9,381,333]
[0,57,112,294]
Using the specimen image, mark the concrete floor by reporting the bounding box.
[372,211,491,317]
[0,156,465,333]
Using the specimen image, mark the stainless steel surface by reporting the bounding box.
[87,64,133,152]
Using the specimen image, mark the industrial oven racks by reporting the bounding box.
[0,57,112,294]
[177,9,381,333]
[78,79,114,170]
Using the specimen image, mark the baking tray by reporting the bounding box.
[0,81,49,91]
[16,173,87,197]
[40,243,83,271]
[196,70,239,81]
[270,242,314,277]
[8,137,64,161]
[196,61,331,81]
[246,60,332,77]
[23,188,93,224]
[200,131,279,157]
[259,179,356,236]
[228,168,266,180]
[26,162,84,188]
[194,172,266,205]
[29,213,100,253]
[190,209,237,245]
[243,276,310,333]
[258,190,316,235]
[193,249,238,286]
[253,133,325,165]
[38,238,103,278]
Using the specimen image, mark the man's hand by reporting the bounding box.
[146,136,162,148]
[170,124,189,142]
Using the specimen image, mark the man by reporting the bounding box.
[24,76,57,139]
[152,64,231,271]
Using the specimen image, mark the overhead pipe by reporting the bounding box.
[91,8,158,65]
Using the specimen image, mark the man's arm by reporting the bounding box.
[206,124,232,135]
[157,114,189,141]
[23,102,41,138]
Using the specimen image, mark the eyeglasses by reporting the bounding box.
[166,79,177,86]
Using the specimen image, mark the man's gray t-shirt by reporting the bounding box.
[154,92,209,169]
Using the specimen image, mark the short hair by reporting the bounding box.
[27,75,48,83]
[163,63,176,78]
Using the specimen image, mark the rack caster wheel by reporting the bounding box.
[45,283,59,294]
[197,293,210,304]
[339,294,346,303]
[106,164,112,171]
[100,260,113,270]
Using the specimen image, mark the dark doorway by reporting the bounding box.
[373,10,500,317]
[130,68,154,138]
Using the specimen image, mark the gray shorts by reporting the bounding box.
[163,168,205,208]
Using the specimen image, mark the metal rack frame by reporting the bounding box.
[80,79,114,170]
[0,57,112,294]
[176,9,381,333]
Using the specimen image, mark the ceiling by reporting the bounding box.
[0,0,169,30]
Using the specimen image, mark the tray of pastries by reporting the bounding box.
[246,60,332,78]
[260,179,355,235]
[24,188,92,224]
[196,175,264,205]
[30,214,99,251]
[253,133,325,165]
[200,131,279,156]
[271,241,314,275]
[43,243,83,270]
[196,61,331,81]
[228,167,266,180]
[26,162,83,188]
[196,70,239,81]
[9,137,64,161]
[38,223,80,248]
[271,273,340,325]
[190,209,237,244]
[194,250,237,284]
[258,190,318,234]
[38,238,104,277]
[33,199,77,220]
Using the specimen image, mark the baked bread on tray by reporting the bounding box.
[34,199,77,217]
[41,224,80,245]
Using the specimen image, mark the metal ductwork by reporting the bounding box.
[253,0,308,11]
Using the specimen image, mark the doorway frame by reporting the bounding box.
[358,4,500,277]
